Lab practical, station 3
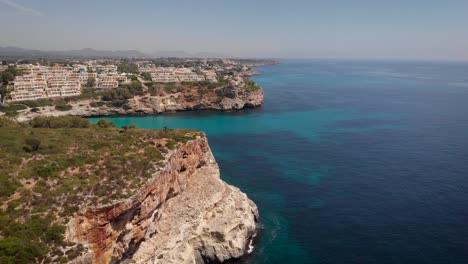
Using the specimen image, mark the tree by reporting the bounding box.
[85,77,96,88]
[117,63,138,74]
[141,72,151,81]
[0,85,7,100]
[1,71,14,85]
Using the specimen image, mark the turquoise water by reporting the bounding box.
[90,60,468,263]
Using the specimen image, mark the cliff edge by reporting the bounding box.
[0,117,258,263]
[66,136,258,264]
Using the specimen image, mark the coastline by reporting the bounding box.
[0,62,276,263]
[11,85,264,123]
[6,65,274,123]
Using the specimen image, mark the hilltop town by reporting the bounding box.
[0,58,276,121]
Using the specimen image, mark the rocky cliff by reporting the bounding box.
[65,136,259,264]
[13,83,264,123]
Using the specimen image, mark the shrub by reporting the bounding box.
[24,138,41,152]
[0,117,16,128]
[44,225,66,244]
[18,99,53,108]
[97,119,116,128]
[89,101,105,108]
[54,104,72,111]
[0,104,27,116]
[31,116,90,129]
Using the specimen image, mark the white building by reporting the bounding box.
[140,67,206,83]
[10,74,48,101]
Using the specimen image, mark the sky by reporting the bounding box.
[0,0,467,60]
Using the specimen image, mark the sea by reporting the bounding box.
[89,59,468,264]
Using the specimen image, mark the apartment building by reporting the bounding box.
[8,63,124,102]
[73,64,88,72]
[10,74,47,101]
[88,65,118,73]
[46,78,81,98]
[96,74,127,88]
[69,72,98,85]
[139,67,206,83]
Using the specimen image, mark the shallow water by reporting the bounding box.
[90,59,468,264]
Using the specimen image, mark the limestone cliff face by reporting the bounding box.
[125,86,264,114]
[65,136,259,264]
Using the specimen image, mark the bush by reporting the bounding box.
[44,225,65,244]
[24,138,41,152]
[0,117,16,128]
[110,100,128,108]
[89,101,105,108]
[0,104,27,116]
[54,104,72,111]
[31,116,90,129]
[140,72,151,81]
[0,237,47,264]
[97,119,116,128]
[19,99,53,108]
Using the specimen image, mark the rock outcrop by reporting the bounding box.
[14,86,264,123]
[65,136,259,264]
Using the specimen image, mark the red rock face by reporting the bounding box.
[65,136,258,264]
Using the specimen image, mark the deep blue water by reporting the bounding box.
[90,60,468,264]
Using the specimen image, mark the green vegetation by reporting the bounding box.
[0,103,27,116]
[140,72,152,81]
[101,80,144,107]
[97,119,116,128]
[117,63,138,74]
[244,79,261,92]
[20,99,55,108]
[0,116,201,263]
[0,85,8,101]
[0,66,25,85]
[84,77,96,88]
[31,116,90,128]
[24,138,41,152]
[54,104,73,111]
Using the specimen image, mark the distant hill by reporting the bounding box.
[0,46,148,59]
[152,50,230,58]
[0,46,232,59]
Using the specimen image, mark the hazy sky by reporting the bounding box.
[0,0,467,60]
